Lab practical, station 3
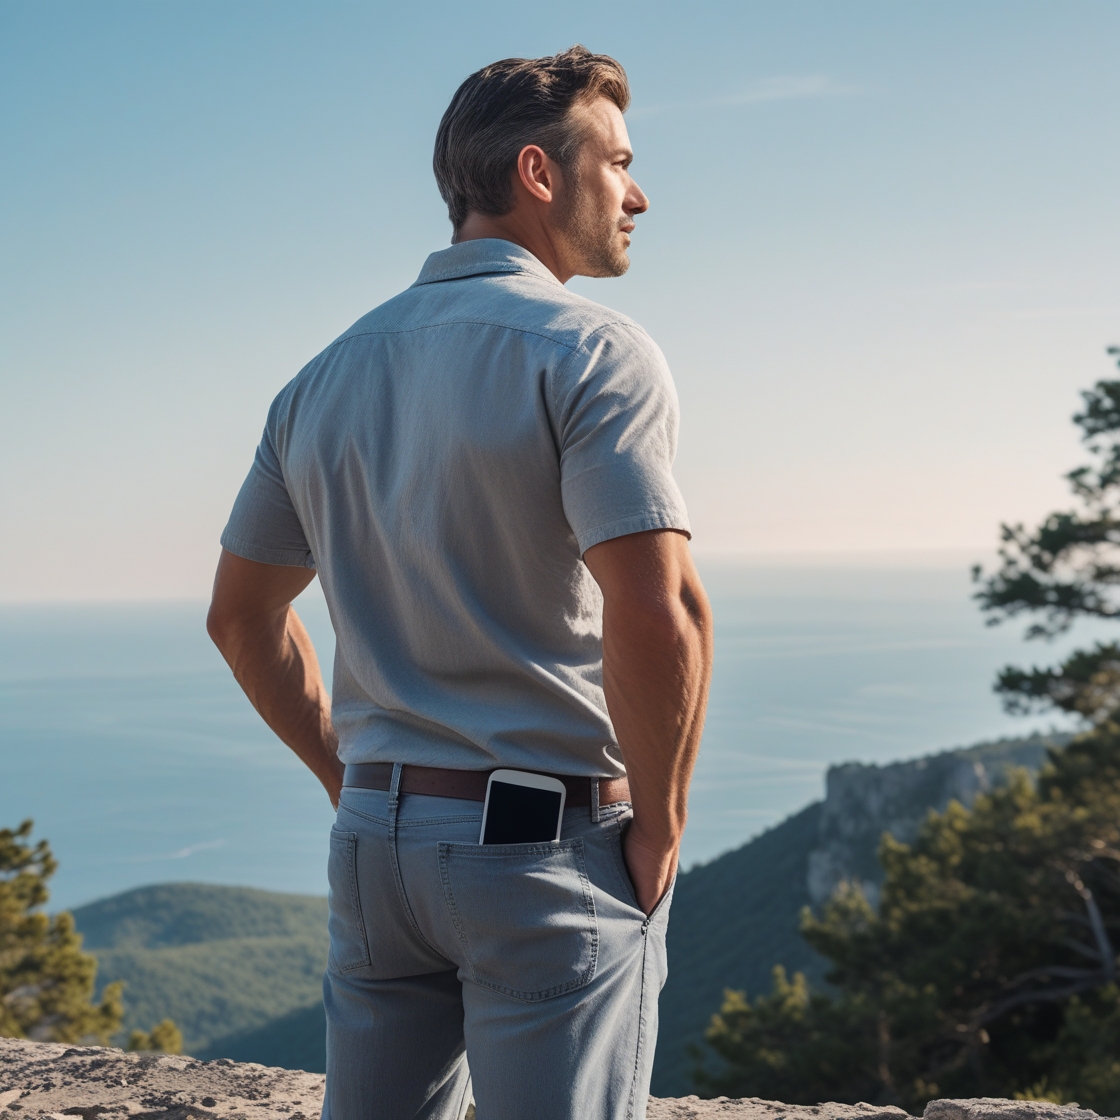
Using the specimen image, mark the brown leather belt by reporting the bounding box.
[342,762,630,808]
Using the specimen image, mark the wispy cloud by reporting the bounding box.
[629,75,862,119]
[167,839,226,859]
[129,838,226,863]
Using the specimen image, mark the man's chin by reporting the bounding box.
[584,250,630,279]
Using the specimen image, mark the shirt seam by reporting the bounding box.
[317,307,648,367]
[546,320,658,440]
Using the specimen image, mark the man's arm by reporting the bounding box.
[583,529,713,914]
[206,549,344,808]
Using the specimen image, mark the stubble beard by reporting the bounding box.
[556,172,632,279]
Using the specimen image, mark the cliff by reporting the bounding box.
[806,735,1053,908]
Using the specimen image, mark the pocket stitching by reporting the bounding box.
[336,801,388,826]
[329,829,372,973]
[437,838,599,1001]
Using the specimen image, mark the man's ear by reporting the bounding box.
[515,144,557,204]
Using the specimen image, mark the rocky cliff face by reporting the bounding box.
[806,736,1057,909]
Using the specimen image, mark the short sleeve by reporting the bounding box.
[552,323,691,555]
[220,409,315,569]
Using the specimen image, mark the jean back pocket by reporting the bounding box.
[438,838,598,1001]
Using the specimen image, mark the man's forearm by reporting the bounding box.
[221,607,342,805]
[604,605,708,833]
[586,531,713,912]
[603,583,711,887]
[207,554,343,807]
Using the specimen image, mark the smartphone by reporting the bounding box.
[479,770,567,845]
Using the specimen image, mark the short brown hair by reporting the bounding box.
[433,45,631,232]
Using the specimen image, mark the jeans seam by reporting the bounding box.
[398,814,481,826]
[437,842,471,970]
[386,790,445,961]
[627,925,652,1120]
[336,802,389,827]
[338,801,481,828]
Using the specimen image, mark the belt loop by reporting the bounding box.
[387,763,403,860]
[590,777,601,824]
[389,762,403,809]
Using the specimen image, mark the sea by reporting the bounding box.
[0,562,1098,911]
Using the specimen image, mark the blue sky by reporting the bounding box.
[2,1,1118,598]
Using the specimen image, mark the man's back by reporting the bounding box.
[223,238,689,775]
[208,47,713,1120]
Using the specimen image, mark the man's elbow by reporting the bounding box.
[613,583,711,659]
[206,601,250,657]
[206,602,232,652]
[680,578,713,654]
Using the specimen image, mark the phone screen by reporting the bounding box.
[481,780,564,844]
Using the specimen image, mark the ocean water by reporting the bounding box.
[0,563,1095,911]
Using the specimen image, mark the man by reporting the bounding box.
[208,45,712,1120]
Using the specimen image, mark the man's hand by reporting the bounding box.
[583,530,713,915]
[622,821,680,916]
[206,550,344,808]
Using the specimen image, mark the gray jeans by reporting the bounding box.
[322,766,673,1120]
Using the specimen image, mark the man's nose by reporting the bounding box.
[627,179,650,216]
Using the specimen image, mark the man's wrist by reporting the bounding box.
[625,818,681,862]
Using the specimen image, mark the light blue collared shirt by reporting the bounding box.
[222,239,690,777]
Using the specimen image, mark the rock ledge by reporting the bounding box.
[0,1038,1112,1120]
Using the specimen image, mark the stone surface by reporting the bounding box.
[646,1097,909,1119]
[924,1101,1103,1120]
[1,1038,1113,1120]
[0,1038,324,1120]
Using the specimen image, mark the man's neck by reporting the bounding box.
[453,212,574,284]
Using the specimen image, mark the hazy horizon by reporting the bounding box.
[0,547,1003,604]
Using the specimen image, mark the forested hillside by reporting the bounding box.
[77,884,327,1067]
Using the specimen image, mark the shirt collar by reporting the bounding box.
[412,238,562,288]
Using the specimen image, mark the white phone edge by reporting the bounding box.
[479,769,568,844]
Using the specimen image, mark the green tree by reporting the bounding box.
[975,348,1120,724]
[695,729,1120,1112]
[0,819,179,1050]
[694,966,880,1103]
[0,820,123,1042]
[128,1018,183,1054]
